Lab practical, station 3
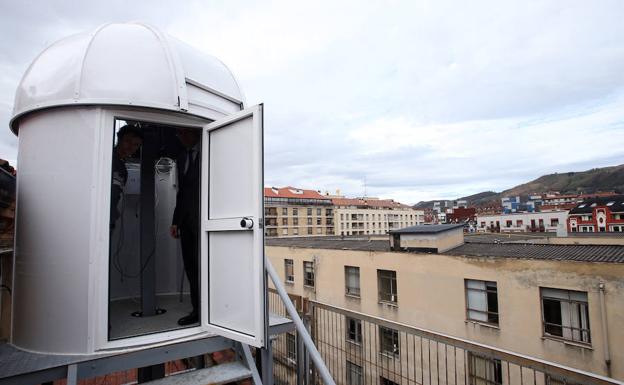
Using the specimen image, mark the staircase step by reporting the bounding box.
[144,361,252,385]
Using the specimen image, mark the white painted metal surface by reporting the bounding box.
[11,23,265,354]
[10,22,244,134]
[12,108,98,353]
[201,105,266,348]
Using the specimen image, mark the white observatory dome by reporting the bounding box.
[10,22,244,133]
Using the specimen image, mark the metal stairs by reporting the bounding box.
[141,342,260,385]
[144,361,251,385]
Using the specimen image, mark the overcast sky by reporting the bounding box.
[1,1,623,204]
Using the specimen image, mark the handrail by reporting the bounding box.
[265,258,336,385]
[310,300,623,385]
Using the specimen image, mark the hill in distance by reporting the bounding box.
[413,164,624,209]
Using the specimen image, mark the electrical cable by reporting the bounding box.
[112,158,173,280]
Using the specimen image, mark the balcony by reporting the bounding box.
[266,294,619,385]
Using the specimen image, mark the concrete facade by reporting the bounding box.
[264,187,334,237]
[477,211,569,233]
[333,198,424,236]
[267,243,624,380]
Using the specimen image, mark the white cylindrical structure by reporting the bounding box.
[10,22,244,354]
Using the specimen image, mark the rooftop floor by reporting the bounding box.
[266,235,624,263]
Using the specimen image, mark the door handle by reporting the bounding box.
[240,217,254,229]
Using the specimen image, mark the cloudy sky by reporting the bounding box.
[1,1,623,204]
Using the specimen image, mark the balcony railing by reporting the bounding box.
[266,294,621,385]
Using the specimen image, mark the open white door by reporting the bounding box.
[200,104,266,347]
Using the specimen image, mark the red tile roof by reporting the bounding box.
[264,186,330,200]
[331,197,411,209]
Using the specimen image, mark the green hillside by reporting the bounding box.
[413,164,624,209]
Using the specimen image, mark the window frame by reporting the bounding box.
[540,287,591,345]
[378,326,400,358]
[286,332,297,365]
[345,266,361,297]
[467,352,502,385]
[346,361,363,385]
[284,259,294,283]
[465,279,499,326]
[377,269,398,304]
[303,261,315,288]
[346,317,362,345]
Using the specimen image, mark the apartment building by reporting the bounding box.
[477,210,568,233]
[264,186,334,237]
[332,197,424,236]
[567,195,624,233]
[541,192,619,211]
[266,234,624,382]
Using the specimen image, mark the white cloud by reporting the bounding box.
[0,0,623,204]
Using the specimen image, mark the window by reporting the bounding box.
[505,220,512,227]
[516,219,523,227]
[286,333,297,364]
[307,217,312,225]
[282,207,288,215]
[293,228,299,235]
[465,280,499,325]
[378,270,397,304]
[316,227,322,234]
[307,208,312,216]
[550,218,559,227]
[467,353,502,385]
[282,229,288,235]
[293,208,298,216]
[303,261,315,287]
[284,259,294,283]
[317,208,322,216]
[316,217,322,225]
[346,361,363,385]
[379,326,399,357]
[307,227,313,235]
[341,213,344,220]
[282,218,288,226]
[380,377,399,385]
[293,217,299,226]
[541,288,590,344]
[345,266,360,297]
[346,317,362,344]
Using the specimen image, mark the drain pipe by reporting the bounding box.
[598,283,611,376]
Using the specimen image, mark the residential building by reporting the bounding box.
[267,233,624,381]
[567,195,624,233]
[264,186,334,237]
[332,197,424,236]
[447,206,477,224]
[477,211,568,233]
[501,196,522,213]
[540,192,618,211]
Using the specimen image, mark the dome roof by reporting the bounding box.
[10,22,244,134]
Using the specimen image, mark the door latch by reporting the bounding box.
[240,217,254,229]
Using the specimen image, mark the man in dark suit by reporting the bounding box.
[170,127,201,326]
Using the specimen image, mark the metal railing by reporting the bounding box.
[266,259,337,385]
[306,302,622,385]
[265,288,622,385]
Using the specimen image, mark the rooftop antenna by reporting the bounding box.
[363,177,368,198]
